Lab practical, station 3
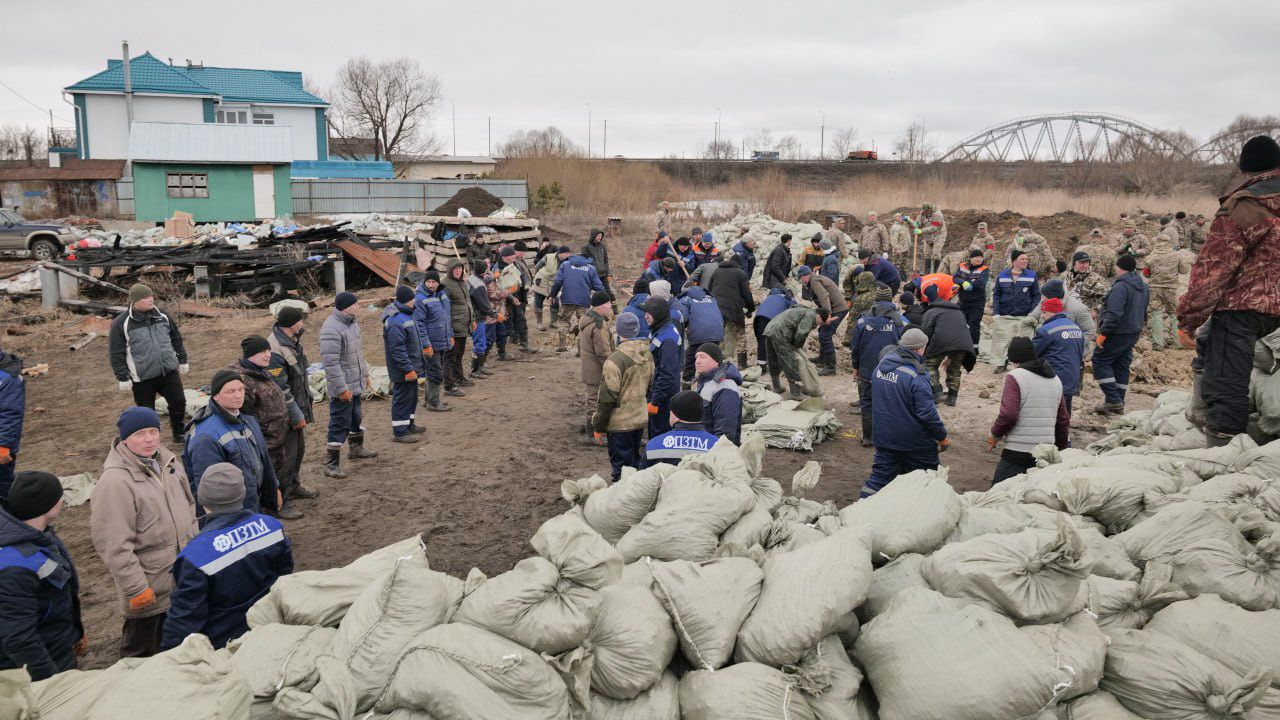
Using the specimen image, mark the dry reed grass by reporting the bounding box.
[497,158,1221,223]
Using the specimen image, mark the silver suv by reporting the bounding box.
[0,209,83,260]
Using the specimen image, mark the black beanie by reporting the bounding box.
[633,277,651,295]
[697,343,723,364]
[669,390,704,423]
[591,291,611,307]
[1010,248,1026,262]
[395,285,415,304]
[969,248,985,259]
[335,291,358,311]
[241,335,270,358]
[1116,254,1137,273]
[211,369,242,396]
[1041,279,1066,300]
[424,270,440,283]
[1007,336,1037,364]
[899,291,916,306]
[1239,135,1280,174]
[6,471,63,521]
[276,306,305,328]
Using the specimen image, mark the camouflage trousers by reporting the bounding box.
[557,305,585,351]
[926,351,966,393]
[1147,287,1178,349]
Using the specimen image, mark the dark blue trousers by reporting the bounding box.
[1093,332,1139,404]
[647,401,671,439]
[423,352,444,384]
[390,380,418,437]
[327,394,364,446]
[0,461,14,500]
[606,429,644,481]
[862,447,940,498]
[818,310,849,356]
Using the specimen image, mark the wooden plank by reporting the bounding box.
[178,300,238,318]
[335,240,416,286]
[405,216,539,228]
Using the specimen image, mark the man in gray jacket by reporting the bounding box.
[319,292,376,479]
[109,284,189,443]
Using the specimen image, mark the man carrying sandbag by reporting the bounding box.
[162,463,293,651]
[645,390,719,466]
[764,305,829,400]
[987,337,1071,484]
[862,328,949,499]
[1177,135,1280,445]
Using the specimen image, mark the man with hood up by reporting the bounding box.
[581,228,614,306]
[643,297,684,438]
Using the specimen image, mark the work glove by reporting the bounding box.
[423,346,434,358]
[938,438,951,453]
[179,363,190,375]
[118,380,132,392]
[129,587,156,612]
[74,636,88,658]
[1096,334,1107,349]
[0,448,10,465]
[593,432,606,446]
[337,390,354,403]
[1178,329,1196,350]
[647,403,660,415]
[1142,267,1151,277]
[986,435,999,452]
[404,371,418,382]
[292,419,307,430]
[961,281,973,291]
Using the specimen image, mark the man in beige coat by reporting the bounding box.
[578,291,615,442]
[90,406,197,658]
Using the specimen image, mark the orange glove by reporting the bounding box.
[1178,329,1196,350]
[497,313,506,322]
[593,432,606,446]
[292,419,307,430]
[0,447,10,465]
[337,390,354,403]
[938,438,951,453]
[647,403,660,415]
[1095,334,1106,349]
[74,636,88,657]
[129,587,156,611]
[404,371,418,382]
[423,346,435,358]
[986,435,999,452]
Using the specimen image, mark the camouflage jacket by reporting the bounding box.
[859,223,888,255]
[1060,269,1108,308]
[1113,232,1151,260]
[888,222,912,254]
[1164,220,1184,248]
[844,267,878,308]
[655,209,671,234]
[1178,169,1280,332]
[916,210,947,245]
[1145,240,1187,289]
[1004,232,1055,274]
[826,227,853,261]
[593,339,654,433]
[971,232,997,265]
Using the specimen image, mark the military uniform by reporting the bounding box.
[888,219,912,270]
[1165,218,1184,249]
[1076,242,1116,278]
[971,232,997,266]
[916,206,947,270]
[826,225,853,262]
[1185,222,1208,253]
[1144,235,1189,348]
[937,250,968,276]
[655,208,671,235]
[1060,269,1108,310]
[1113,230,1151,267]
[859,222,888,256]
[1004,230,1055,276]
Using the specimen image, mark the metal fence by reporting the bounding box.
[116,178,134,216]
[291,178,528,215]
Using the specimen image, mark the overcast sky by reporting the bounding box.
[3,0,1275,159]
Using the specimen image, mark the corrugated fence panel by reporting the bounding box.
[117,179,135,216]
[292,179,527,215]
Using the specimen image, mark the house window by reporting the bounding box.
[216,109,247,124]
[167,173,209,199]
[251,112,275,125]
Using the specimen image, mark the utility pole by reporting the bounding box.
[819,111,825,161]
[450,100,456,156]
[586,103,592,159]
[603,119,607,158]
[487,116,491,157]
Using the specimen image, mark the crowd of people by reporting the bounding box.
[0,135,1277,683]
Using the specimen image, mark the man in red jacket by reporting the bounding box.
[1177,136,1280,445]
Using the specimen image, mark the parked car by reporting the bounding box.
[0,209,82,260]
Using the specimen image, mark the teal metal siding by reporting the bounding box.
[73,94,89,158]
[203,99,216,122]
[315,108,328,160]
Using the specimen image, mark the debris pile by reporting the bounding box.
[432,186,506,218]
[706,213,845,285]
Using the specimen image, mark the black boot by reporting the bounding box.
[425,383,451,411]
[471,355,490,377]
[737,351,748,369]
[348,433,379,459]
[945,390,958,407]
[323,448,346,479]
[392,433,420,444]
[770,374,785,394]
[787,379,804,400]
[520,333,537,353]
[444,384,465,398]
[408,419,427,435]
[288,479,319,499]
[498,347,513,361]
[860,414,874,447]
[817,352,836,376]
[276,499,303,520]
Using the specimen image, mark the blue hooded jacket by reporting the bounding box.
[0,353,24,499]
[1098,272,1149,336]
[382,301,425,383]
[867,257,902,292]
[0,507,81,681]
[820,250,841,284]
[413,284,452,351]
[648,318,683,410]
[678,287,725,346]
[695,363,743,444]
[161,509,292,651]
[993,268,1041,316]
[732,241,756,279]
[871,347,948,452]
[1033,313,1086,396]
[850,302,906,376]
[550,255,605,308]
[756,288,796,321]
[953,262,990,306]
[622,293,652,340]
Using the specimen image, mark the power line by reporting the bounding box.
[0,78,70,123]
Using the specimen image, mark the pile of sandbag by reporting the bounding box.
[705,213,839,287]
[13,428,1280,720]
[742,397,842,451]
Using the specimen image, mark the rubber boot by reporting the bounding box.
[444,384,465,398]
[348,433,379,459]
[471,355,491,377]
[946,389,958,407]
[276,499,303,520]
[860,414,874,447]
[817,352,836,376]
[535,308,547,332]
[520,334,537,354]
[737,351,748,369]
[323,448,346,479]
[787,379,804,400]
[457,369,475,386]
[770,373,785,394]
[289,482,319,499]
[1093,402,1124,415]
[408,419,427,434]
[392,433,419,444]
[556,329,568,353]
[498,347,513,361]
[425,383,451,411]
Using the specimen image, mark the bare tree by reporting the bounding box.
[701,138,737,161]
[497,127,582,158]
[1201,114,1280,166]
[893,120,937,163]
[774,134,803,160]
[328,57,443,161]
[828,127,858,159]
[0,125,44,166]
[744,129,775,154]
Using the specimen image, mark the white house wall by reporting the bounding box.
[85,94,205,159]
[401,162,497,180]
[261,105,319,161]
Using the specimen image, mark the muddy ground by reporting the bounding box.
[0,217,1184,668]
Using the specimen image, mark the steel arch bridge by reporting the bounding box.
[1194,123,1280,164]
[938,113,1191,163]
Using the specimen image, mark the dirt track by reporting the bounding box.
[0,220,1179,668]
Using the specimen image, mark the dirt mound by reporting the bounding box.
[793,209,852,227]
[433,186,505,217]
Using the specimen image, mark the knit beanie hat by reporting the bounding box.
[335,291,358,311]
[591,291,611,308]
[649,280,672,301]
[1041,297,1065,314]
[210,369,242,396]
[1008,336,1037,364]
[499,245,517,257]
[875,283,893,301]
[899,291,916,306]
[472,259,488,276]
[556,245,572,255]
[697,343,723,364]
[423,270,441,283]
[197,462,247,515]
[810,232,823,244]
[661,257,677,270]
[643,297,671,327]
[615,312,641,340]
[669,390,703,423]
[923,284,939,302]
[1010,249,1026,262]
[241,335,271,358]
[633,277,651,295]
[117,406,161,440]
[1116,254,1137,273]
[6,471,63,521]
[276,305,305,328]
[128,283,153,305]
[1017,218,1031,229]
[899,328,928,351]
[795,266,812,278]
[1239,135,1280,173]
[395,285,415,304]
[1041,279,1066,299]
